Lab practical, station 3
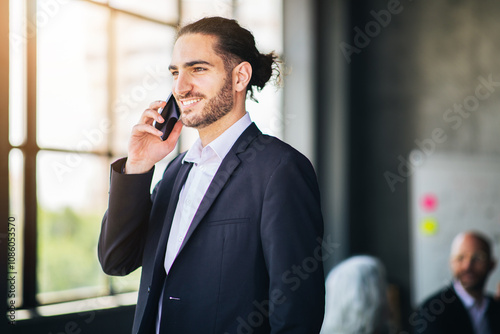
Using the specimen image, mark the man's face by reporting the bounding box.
[450,234,495,293]
[169,33,234,129]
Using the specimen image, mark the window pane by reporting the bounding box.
[235,0,284,138]
[109,0,178,24]
[112,14,175,155]
[37,1,108,152]
[9,0,27,146]
[181,0,233,24]
[235,0,283,55]
[110,269,142,294]
[9,149,25,307]
[37,151,109,304]
[246,88,284,139]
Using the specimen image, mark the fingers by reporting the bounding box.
[132,101,183,139]
[132,123,164,138]
[131,119,183,142]
[149,100,167,110]
[139,100,167,125]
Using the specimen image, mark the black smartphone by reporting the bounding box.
[154,93,180,141]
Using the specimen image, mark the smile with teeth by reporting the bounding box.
[181,98,202,106]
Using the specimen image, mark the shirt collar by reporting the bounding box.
[453,279,487,309]
[182,112,252,164]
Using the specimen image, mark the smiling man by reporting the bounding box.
[98,17,325,334]
[413,231,500,334]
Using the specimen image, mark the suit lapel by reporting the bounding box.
[175,123,261,257]
[176,155,240,256]
[152,160,193,277]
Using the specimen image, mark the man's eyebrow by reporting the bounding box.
[169,60,213,71]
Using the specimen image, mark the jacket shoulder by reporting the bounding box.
[234,123,313,166]
[247,133,314,168]
[418,285,457,308]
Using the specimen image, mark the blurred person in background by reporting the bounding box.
[320,255,391,334]
[413,231,500,334]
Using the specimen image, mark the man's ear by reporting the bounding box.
[233,61,252,93]
[489,259,497,273]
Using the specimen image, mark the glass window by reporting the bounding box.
[37,151,110,304]
[181,0,234,24]
[112,14,176,155]
[236,0,283,55]
[109,0,179,24]
[235,0,284,138]
[37,1,109,152]
[9,149,25,307]
[9,0,27,147]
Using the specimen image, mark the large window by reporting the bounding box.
[7,0,283,317]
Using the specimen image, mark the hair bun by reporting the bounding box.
[250,52,276,90]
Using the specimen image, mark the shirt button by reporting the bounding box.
[147,286,151,293]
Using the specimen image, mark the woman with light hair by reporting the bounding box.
[321,255,391,334]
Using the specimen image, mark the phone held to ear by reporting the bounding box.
[154,93,180,141]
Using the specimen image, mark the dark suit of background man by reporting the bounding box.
[412,231,500,334]
[98,17,325,334]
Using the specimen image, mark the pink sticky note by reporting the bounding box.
[421,194,438,212]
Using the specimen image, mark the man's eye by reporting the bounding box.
[194,67,206,72]
[471,253,487,263]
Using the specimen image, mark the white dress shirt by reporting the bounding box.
[156,112,252,333]
[454,280,491,334]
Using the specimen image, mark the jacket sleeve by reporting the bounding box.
[260,152,326,333]
[98,158,156,276]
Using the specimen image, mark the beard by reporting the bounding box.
[457,272,485,287]
[178,74,234,129]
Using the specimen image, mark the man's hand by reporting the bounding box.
[125,100,183,174]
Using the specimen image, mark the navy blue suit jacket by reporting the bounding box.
[98,123,326,333]
[412,285,500,334]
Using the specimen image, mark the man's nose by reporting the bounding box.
[462,257,474,270]
[173,73,192,96]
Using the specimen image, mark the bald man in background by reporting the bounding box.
[412,231,500,334]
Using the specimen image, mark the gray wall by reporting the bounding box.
[314,0,500,331]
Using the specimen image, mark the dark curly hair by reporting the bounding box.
[177,16,280,102]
